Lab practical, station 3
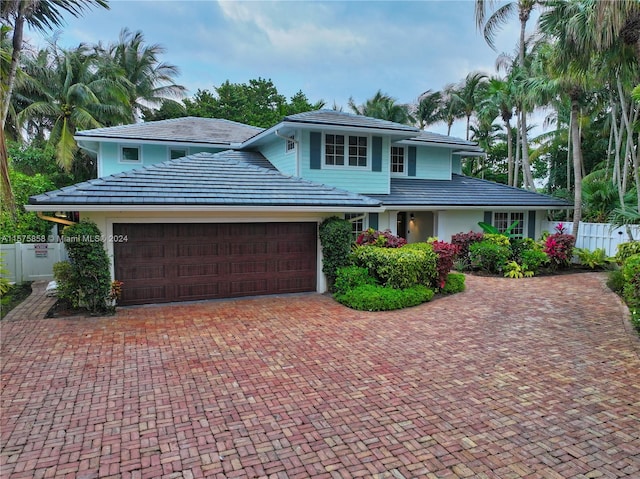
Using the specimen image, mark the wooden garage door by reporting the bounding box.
[113,223,317,305]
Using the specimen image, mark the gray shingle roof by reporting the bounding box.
[75,117,264,145]
[283,110,420,133]
[367,175,571,208]
[407,131,482,149]
[29,151,381,208]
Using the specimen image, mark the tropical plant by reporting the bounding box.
[504,261,534,278]
[0,0,109,210]
[469,240,511,273]
[349,90,414,125]
[98,28,186,122]
[318,217,353,290]
[415,89,443,129]
[16,42,129,170]
[54,220,112,314]
[478,219,520,238]
[575,247,610,270]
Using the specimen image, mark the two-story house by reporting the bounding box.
[27,111,570,305]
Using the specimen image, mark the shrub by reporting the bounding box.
[520,249,548,275]
[428,240,460,289]
[333,266,377,295]
[575,247,610,270]
[335,284,434,311]
[353,244,438,289]
[509,238,536,263]
[614,241,640,266]
[356,228,407,248]
[622,253,640,306]
[607,268,625,294]
[469,240,510,273]
[441,272,465,294]
[451,231,484,266]
[484,233,511,247]
[543,233,575,269]
[54,220,112,315]
[319,217,353,290]
[504,261,533,278]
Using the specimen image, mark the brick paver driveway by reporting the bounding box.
[1,273,639,479]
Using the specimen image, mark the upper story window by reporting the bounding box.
[325,134,368,168]
[170,148,187,160]
[120,146,141,163]
[285,135,296,153]
[391,146,405,174]
[494,212,525,237]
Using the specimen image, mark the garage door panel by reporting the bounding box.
[177,262,221,277]
[114,222,317,305]
[176,242,220,257]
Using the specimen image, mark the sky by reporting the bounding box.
[24,0,530,139]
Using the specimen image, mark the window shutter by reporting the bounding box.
[527,211,536,239]
[372,136,382,172]
[310,132,321,170]
[408,147,417,177]
[483,211,492,225]
[369,213,379,230]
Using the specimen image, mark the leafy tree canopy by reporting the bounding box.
[183,78,324,128]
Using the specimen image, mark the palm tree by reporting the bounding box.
[99,28,186,122]
[348,90,414,124]
[0,0,109,209]
[479,76,516,185]
[415,89,443,129]
[536,0,603,238]
[17,42,129,170]
[453,72,488,141]
[475,0,544,191]
[440,83,465,136]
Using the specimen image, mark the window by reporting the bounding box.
[121,146,141,163]
[391,146,405,174]
[494,212,525,237]
[325,134,368,168]
[345,213,365,240]
[170,148,187,160]
[285,135,296,153]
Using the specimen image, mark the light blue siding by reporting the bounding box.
[258,136,296,175]
[415,146,451,180]
[299,131,390,194]
[452,156,462,175]
[99,142,224,177]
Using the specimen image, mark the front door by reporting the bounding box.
[397,212,407,239]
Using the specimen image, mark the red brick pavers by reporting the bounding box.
[1,273,639,479]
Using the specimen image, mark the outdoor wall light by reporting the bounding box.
[410,213,415,221]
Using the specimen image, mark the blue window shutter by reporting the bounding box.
[310,132,321,170]
[408,147,417,176]
[484,211,492,225]
[528,211,536,239]
[372,137,382,172]
[369,213,379,230]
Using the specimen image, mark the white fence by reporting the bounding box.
[542,221,639,257]
[0,242,69,283]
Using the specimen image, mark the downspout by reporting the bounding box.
[275,129,300,177]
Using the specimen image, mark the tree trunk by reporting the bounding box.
[570,97,583,239]
[520,109,535,190]
[0,128,13,214]
[505,118,513,187]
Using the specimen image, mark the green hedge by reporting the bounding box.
[335,284,435,311]
[469,240,510,274]
[442,272,465,294]
[353,244,438,289]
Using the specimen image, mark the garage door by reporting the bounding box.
[113,223,317,305]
